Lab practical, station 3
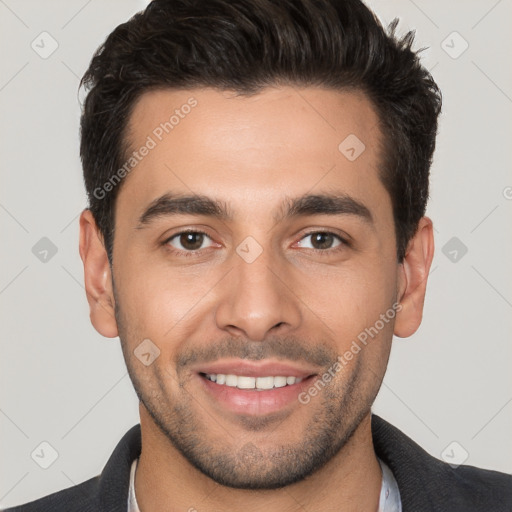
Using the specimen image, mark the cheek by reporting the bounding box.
[295,259,398,337]
[293,262,397,381]
[114,260,222,341]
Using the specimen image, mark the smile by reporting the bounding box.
[203,373,303,390]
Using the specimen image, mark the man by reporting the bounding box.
[5,0,511,511]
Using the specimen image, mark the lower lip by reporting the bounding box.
[198,374,316,416]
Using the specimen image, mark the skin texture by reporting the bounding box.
[79,86,434,512]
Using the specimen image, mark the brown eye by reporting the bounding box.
[180,232,204,250]
[298,232,343,251]
[311,233,335,250]
[167,231,212,252]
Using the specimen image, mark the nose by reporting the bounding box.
[214,250,302,341]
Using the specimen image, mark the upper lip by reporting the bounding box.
[194,359,319,379]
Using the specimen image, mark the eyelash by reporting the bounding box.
[296,231,351,255]
[163,229,213,258]
[162,229,350,257]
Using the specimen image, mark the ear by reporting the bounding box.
[394,216,435,338]
[79,209,118,338]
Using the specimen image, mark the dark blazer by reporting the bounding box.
[4,415,511,511]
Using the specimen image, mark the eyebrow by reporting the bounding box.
[137,194,231,227]
[276,193,373,225]
[136,192,373,228]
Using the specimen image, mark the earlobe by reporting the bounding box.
[394,217,435,338]
[79,209,119,338]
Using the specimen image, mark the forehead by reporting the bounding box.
[118,86,390,224]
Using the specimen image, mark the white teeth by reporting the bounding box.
[225,374,238,387]
[236,376,256,389]
[273,376,287,388]
[205,374,303,390]
[256,376,274,390]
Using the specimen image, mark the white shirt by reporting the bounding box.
[127,457,139,512]
[378,458,402,512]
[128,456,402,511]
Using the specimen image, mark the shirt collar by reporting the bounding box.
[378,458,402,512]
[127,457,140,512]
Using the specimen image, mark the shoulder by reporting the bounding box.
[3,424,141,512]
[440,462,512,509]
[2,477,99,512]
[372,414,512,511]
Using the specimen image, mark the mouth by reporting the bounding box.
[194,360,319,416]
[201,373,306,390]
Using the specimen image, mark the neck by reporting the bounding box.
[135,406,382,512]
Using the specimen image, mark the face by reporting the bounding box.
[81,86,428,489]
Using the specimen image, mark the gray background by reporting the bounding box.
[1,0,511,508]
